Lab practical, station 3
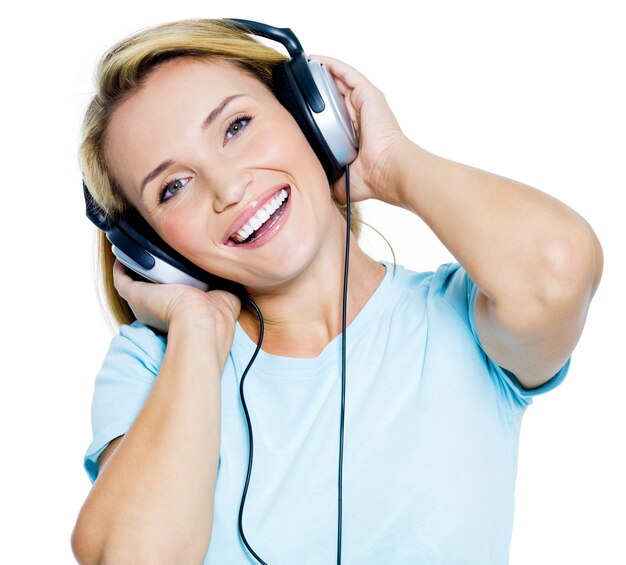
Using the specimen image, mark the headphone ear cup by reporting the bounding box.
[110,211,238,293]
[272,62,357,182]
[307,60,358,168]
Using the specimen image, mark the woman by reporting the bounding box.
[72,18,603,564]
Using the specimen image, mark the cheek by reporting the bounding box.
[158,211,207,259]
[251,114,327,181]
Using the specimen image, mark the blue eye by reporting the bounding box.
[159,177,190,203]
[225,115,251,142]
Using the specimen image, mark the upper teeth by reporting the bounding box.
[233,189,288,243]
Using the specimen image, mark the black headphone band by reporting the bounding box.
[227,19,326,113]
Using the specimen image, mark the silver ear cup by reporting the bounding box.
[111,245,210,291]
[307,61,358,167]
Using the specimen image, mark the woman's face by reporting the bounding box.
[105,57,339,290]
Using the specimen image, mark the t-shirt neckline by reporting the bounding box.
[232,262,397,376]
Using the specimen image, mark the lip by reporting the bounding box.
[223,184,291,247]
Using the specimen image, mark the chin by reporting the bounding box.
[241,240,324,293]
[228,198,339,292]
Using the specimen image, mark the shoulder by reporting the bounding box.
[118,320,167,352]
[85,322,167,483]
[384,261,464,290]
[113,321,167,356]
[385,261,470,312]
[370,261,473,339]
[100,321,167,380]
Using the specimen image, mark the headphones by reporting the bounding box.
[83,19,358,292]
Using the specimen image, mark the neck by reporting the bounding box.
[238,221,386,358]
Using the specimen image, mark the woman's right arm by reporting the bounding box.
[71,263,240,565]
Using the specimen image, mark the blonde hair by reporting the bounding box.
[80,18,361,327]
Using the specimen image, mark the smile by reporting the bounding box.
[225,186,291,247]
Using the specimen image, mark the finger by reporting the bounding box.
[308,54,370,90]
[309,55,351,96]
[112,259,149,299]
[112,259,128,277]
[330,177,347,205]
[309,54,379,129]
[211,290,242,319]
[112,260,131,294]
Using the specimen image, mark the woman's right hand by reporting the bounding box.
[74,261,236,565]
[112,260,241,336]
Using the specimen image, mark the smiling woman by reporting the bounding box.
[73,17,602,565]
[103,56,340,292]
[81,22,361,324]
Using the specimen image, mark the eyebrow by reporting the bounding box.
[140,159,175,195]
[139,94,245,195]
[202,94,244,130]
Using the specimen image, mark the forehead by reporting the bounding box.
[141,57,271,99]
[110,57,273,129]
[105,58,276,195]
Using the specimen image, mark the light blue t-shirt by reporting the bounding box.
[84,262,570,564]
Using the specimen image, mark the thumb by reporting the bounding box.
[331,174,348,205]
[210,289,242,320]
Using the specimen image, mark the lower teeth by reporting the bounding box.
[237,198,286,243]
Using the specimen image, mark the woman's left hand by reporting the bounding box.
[310,55,409,205]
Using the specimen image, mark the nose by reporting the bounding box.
[211,169,253,213]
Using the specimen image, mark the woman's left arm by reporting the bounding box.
[317,55,603,389]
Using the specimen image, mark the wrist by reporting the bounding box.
[372,137,428,208]
[387,141,443,215]
[169,303,237,346]
[169,314,236,367]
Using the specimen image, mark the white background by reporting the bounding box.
[1,0,623,563]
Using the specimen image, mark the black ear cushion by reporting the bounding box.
[272,62,344,182]
[116,210,236,291]
[117,211,207,277]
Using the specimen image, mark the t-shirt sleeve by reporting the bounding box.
[435,262,570,410]
[84,321,166,483]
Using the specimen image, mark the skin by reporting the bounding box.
[72,55,602,564]
[104,58,386,355]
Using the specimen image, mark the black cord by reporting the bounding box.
[237,296,268,565]
[238,165,351,565]
[337,164,350,565]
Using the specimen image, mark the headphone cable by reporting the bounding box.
[237,295,268,565]
[238,165,351,565]
[337,163,350,565]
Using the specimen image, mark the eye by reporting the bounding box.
[159,177,190,203]
[225,114,252,143]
